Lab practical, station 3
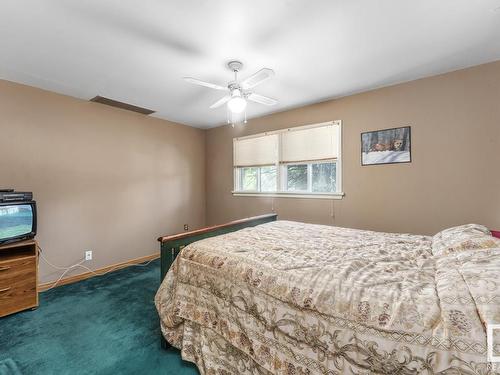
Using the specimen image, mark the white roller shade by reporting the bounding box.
[233,134,278,167]
[281,123,339,163]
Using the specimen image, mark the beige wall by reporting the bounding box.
[0,80,206,283]
[2,61,499,284]
[206,61,500,235]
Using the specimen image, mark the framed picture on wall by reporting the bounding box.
[361,126,411,166]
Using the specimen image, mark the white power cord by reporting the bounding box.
[38,246,157,291]
[38,249,85,270]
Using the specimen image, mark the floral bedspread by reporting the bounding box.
[155,221,500,374]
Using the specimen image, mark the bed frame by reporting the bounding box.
[157,213,278,349]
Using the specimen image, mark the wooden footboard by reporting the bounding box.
[157,213,278,350]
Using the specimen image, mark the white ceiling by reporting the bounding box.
[1,1,499,128]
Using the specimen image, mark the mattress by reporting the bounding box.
[155,220,500,374]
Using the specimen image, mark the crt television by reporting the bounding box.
[0,201,37,245]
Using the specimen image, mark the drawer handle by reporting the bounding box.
[0,266,11,271]
[0,287,11,293]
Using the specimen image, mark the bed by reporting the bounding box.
[155,215,500,374]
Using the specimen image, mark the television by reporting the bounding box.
[0,201,37,245]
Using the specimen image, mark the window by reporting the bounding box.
[312,162,336,192]
[233,121,343,198]
[240,167,258,191]
[239,166,277,192]
[286,164,308,191]
[282,161,337,193]
[260,166,277,192]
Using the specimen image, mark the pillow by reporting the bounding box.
[432,224,500,256]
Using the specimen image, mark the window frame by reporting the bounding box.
[281,159,338,194]
[237,166,259,192]
[281,162,310,193]
[235,165,278,193]
[233,120,344,200]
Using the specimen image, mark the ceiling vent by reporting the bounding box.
[90,96,155,115]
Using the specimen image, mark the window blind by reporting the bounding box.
[233,134,279,167]
[280,123,339,163]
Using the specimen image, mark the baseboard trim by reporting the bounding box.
[39,252,160,292]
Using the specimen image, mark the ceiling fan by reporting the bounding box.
[183,60,277,123]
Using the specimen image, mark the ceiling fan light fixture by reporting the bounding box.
[227,89,247,113]
[183,60,277,124]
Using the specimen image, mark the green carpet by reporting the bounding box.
[0,358,22,375]
[0,259,198,375]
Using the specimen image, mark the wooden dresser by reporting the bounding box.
[0,240,38,317]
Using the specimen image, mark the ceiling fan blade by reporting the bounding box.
[241,68,275,89]
[247,93,278,106]
[183,77,227,91]
[209,95,231,109]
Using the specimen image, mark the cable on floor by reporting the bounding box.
[38,245,157,291]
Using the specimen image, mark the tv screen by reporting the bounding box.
[0,202,36,244]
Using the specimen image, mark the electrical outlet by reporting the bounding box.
[85,251,93,261]
[184,224,189,231]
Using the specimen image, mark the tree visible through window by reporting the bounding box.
[260,166,277,192]
[241,167,258,191]
[286,165,308,191]
[284,162,336,193]
[312,163,336,192]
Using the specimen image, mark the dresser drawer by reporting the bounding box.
[0,257,36,287]
[0,257,37,317]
